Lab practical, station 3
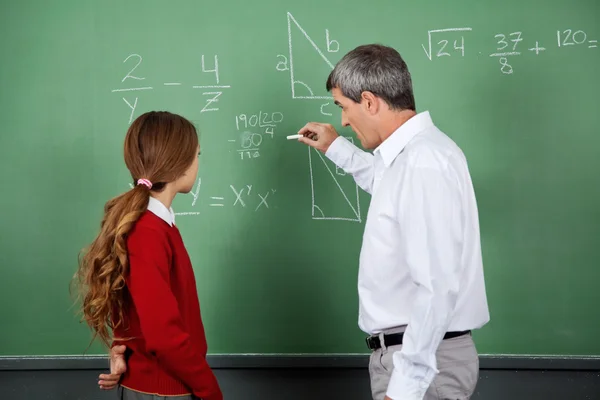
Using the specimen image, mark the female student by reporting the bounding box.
[73,111,222,400]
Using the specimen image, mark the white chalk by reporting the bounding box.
[286,134,303,140]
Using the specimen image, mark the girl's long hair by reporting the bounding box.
[72,111,198,347]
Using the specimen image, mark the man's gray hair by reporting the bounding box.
[326,44,415,111]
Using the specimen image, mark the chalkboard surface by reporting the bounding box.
[1,0,599,356]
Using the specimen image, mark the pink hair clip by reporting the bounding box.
[136,178,152,189]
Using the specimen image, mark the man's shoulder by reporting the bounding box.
[403,126,465,169]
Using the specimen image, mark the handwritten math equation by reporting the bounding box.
[129,180,277,216]
[110,54,231,123]
[422,27,597,74]
[227,111,285,160]
[180,179,276,214]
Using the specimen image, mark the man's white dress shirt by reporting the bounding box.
[325,111,490,399]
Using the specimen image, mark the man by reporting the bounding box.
[296,44,490,400]
[102,43,490,400]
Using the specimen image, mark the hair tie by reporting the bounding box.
[136,178,152,189]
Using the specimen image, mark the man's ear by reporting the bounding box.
[361,91,380,115]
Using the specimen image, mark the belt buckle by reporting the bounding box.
[365,335,377,350]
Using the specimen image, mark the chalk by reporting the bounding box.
[286,134,318,141]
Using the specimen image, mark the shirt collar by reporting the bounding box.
[374,111,434,167]
[147,196,175,226]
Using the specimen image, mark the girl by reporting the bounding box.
[74,111,222,400]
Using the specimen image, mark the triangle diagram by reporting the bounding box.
[308,145,361,222]
[287,12,335,100]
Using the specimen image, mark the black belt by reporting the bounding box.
[366,330,471,351]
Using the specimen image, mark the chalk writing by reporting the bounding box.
[326,29,339,53]
[255,191,270,211]
[194,55,231,113]
[201,92,222,113]
[111,53,232,123]
[191,178,201,207]
[320,103,333,116]
[209,196,225,207]
[232,111,284,160]
[202,185,277,211]
[111,52,151,126]
[176,177,202,216]
[276,12,335,100]
[557,29,597,48]
[122,97,138,124]
[126,178,202,216]
[422,28,473,60]
[308,139,362,223]
[127,179,276,215]
[422,26,597,74]
[528,41,546,55]
[121,54,146,83]
[235,111,284,131]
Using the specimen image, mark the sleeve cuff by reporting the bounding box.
[386,365,434,400]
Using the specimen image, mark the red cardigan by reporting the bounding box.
[113,211,222,400]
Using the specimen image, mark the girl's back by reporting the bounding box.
[73,111,222,400]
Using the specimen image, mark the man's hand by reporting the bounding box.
[384,397,392,400]
[98,344,127,390]
[297,122,339,153]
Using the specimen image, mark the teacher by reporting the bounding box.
[295,43,490,400]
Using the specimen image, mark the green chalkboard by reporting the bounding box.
[1,0,599,357]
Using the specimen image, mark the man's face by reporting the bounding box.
[332,88,379,149]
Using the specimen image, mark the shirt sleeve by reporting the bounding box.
[324,136,375,194]
[386,165,463,400]
[127,227,223,400]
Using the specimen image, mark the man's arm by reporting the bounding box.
[387,166,462,400]
[297,122,375,194]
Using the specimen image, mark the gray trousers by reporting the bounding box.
[118,386,195,400]
[369,327,479,400]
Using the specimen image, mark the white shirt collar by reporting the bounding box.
[147,196,175,226]
[374,111,434,167]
